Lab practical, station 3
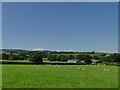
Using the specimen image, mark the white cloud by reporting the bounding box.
[32,48,45,51]
[32,48,76,52]
[69,49,73,52]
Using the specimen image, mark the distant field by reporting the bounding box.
[2,65,118,88]
[1,60,29,62]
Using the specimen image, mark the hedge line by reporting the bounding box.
[1,61,86,65]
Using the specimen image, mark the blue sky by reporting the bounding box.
[2,2,118,52]
[0,2,1,49]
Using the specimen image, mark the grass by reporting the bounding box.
[1,60,29,62]
[0,64,1,89]
[2,65,118,88]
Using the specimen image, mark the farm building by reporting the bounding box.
[67,60,86,64]
[91,59,99,64]
[67,59,79,63]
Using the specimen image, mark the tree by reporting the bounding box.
[105,53,120,62]
[12,55,20,60]
[19,52,27,60]
[111,53,120,62]
[68,55,75,59]
[29,53,43,64]
[83,54,92,64]
[93,56,99,60]
[99,56,106,62]
[47,54,58,61]
[8,54,20,60]
[2,53,9,60]
[41,51,48,58]
[91,51,95,54]
[76,54,84,60]
[100,53,106,56]
[59,55,69,61]
[19,55,26,60]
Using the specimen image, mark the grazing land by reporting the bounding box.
[0,64,1,89]
[2,65,118,88]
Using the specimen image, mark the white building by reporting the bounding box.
[91,59,99,64]
[67,59,79,63]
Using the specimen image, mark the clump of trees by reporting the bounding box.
[47,54,93,64]
[47,54,70,61]
[58,55,69,61]
[104,53,120,62]
[2,52,28,60]
[76,54,92,64]
[2,53,9,60]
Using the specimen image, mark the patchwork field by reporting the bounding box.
[2,65,118,88]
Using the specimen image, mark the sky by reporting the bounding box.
[2,2,118,52]
[0,2,2,49]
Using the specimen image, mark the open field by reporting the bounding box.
[2,65,118,88]
[0,60,29,62]
[0,64,1,89]
[1,60,68,63]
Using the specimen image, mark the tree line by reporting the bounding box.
[2,51,120,64]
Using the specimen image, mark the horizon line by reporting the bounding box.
[1,48,118,53]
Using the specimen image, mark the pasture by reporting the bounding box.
[2,65,118,88]
[0,64,1,89]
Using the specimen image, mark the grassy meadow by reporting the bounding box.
[0,64,2,89]
[2,65,118,88]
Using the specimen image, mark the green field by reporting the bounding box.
[0,64,2,90]
[2,65,118,88]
